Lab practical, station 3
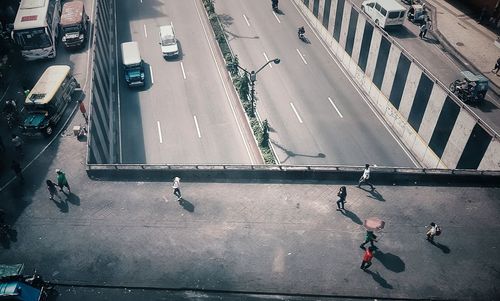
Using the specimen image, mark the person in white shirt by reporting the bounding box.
[358,164,374,190]
[172,177,181,201]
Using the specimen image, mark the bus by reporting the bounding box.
[12,0,61,60]
[21,65,78,136]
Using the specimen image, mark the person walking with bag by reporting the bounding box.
[492,57,500,75]
[336,186,347,211]
[358,164,374,190]
[426,222,441,242]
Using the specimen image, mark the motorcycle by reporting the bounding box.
[23,269,55,293]
[298,27,306,42]
[4,111,19,129]
[272,0,278,12]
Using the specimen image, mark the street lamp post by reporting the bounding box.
[237,58,280,117]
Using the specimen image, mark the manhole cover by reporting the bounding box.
[456,42,464,46]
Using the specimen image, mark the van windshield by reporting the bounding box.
[388,11,402,18]
[63,25,81,33]
[162,37,176,46]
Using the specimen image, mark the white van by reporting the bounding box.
[121,41,145,87]
[361,0,407,28]
[159,25,179,58]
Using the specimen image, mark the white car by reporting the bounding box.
[159,25,179,58]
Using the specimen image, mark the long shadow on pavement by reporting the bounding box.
[431,240,451,254]
[52,199,68,213]
[374,250,405,273]
[364,269,393,289]
[179,199,194,213]
[340,209,362,225]
[359,187,386,202]
[66,193,80,206]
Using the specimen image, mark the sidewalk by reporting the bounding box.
[427,0,500,95]
[0,134,499,300]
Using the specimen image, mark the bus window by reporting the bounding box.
[14,28,51,49]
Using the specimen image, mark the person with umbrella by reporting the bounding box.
[360,217,385,249]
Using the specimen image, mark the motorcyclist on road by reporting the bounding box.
[298,26,305,37]
[3,99,16,114]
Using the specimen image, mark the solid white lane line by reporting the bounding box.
[243,14,250,26]
[193,115,201,138]
[149,66,154,84]
[273,11,280,23]
[180,62,186,79]
[296,49,307,64]
[263,52,273,68]
[157,121,163,143]
[290,102,303,123]
[195,0,254,163]
[143,24,147,38]
[328,97,343,118]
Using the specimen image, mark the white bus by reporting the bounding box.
[12,0,61,60]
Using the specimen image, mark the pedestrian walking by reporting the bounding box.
[419,22,428,39]
[11,134,23,155]
[358,164,374,190]
[172,176,182,201]
[336,186,347,211]
[492,57,500,74]
[360,230,378,248]
[46,180,61,201]
[426,222,441,242]
[79,100,88,124]
[360,246,375,271]
[11,160,24,183]
[56,169,71,193]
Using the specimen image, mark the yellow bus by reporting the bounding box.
[21,65,78,136]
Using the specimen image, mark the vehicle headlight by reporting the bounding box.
[141,73,145,80]
[62,36,66,42]
[79,34,84,40]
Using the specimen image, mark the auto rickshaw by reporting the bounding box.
[449,71,489,103]
[0,264,50,301]
[407,4,428,24]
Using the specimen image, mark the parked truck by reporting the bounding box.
[60,0,89,49]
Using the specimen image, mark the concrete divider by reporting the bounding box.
[293,0,499,170]
[87,164,500,186]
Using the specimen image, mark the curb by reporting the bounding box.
[426,2,500,98]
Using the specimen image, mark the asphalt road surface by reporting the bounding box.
[116,0,259,164]
[216,0,417,167]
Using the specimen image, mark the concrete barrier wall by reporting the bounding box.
[294,0,500,170]
[87,0,118,164]
[86,164,500,187]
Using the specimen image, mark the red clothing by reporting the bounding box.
[79,102,86,114]
[363,249,373,262]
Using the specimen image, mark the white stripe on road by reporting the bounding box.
[290,102,303,123]
[328,97,343,118]
[149,66,154,84]
[194,0,254,163]
[193,115,201,138]
[143,24,147,38]
[243,14,250,26]
[157,121,163,143]
[273,11,281,23]
[180,62,186,79]
[263,52,273,68]
[296,49,307,64]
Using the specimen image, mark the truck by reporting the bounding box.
[60,0,89,49]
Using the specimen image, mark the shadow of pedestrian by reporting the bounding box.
[365,269,393,289]
[52,199,68,213]
[367,189,385,202]
[373,250,405,273]
[66,193,80,206]
[179,199,194,213]
[340,209,363,225]
[431,241,451,254]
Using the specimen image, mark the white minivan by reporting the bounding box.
[159,24,179,58]
[361,0,407,28]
